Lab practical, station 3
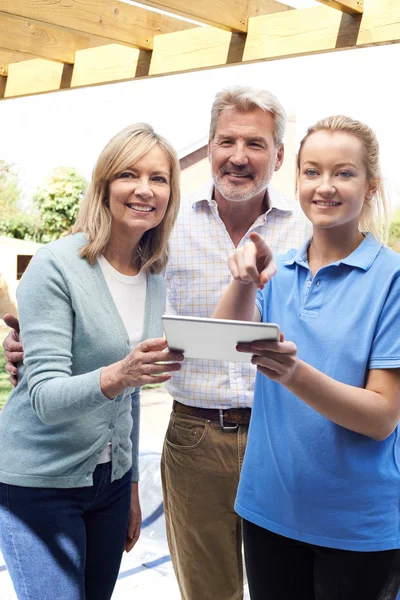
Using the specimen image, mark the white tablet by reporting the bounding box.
[162,315,280,362]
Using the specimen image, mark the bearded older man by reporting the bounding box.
[162,87,307,600]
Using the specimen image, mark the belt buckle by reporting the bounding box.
[219,409,239,431]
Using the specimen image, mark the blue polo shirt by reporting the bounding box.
[235,234,400,551]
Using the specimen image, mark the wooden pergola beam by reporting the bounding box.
[4,59,68,97]
[0,0,399,99]
[71,45,150,87]
[0,75,6,99]
[0,11,124,64]
[0,49,39,76]
[149,27,233,74]
[315,0,363,15]
[137,0,293,32]
[0,0,194,51]
[244,0,399,62]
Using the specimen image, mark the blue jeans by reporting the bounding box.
[0,463,132,600]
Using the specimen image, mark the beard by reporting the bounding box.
[212,161,276,203]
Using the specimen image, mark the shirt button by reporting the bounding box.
[109,424,114,430]
[316,281,320,287]
[306,280,312,288]
[114,447,118,453]
[115,395,121,403]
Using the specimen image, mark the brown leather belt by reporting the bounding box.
[173,400,251,429]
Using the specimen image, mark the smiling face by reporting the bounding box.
[108,144,171,243]
[298,130,375,235]
[208,107,284,205]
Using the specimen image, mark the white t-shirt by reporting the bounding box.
[97,255,147,351]
[96,255,147,464]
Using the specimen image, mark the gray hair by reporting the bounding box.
[209,86,287,146]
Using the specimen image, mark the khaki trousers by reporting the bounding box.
[161,408,248,600]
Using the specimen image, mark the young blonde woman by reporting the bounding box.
[0,123,184,600]
[214,116,400,599]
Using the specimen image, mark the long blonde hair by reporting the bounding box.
[73,123,180,273]
[297,115,390,243]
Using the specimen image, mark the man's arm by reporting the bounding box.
[2,314,23,387]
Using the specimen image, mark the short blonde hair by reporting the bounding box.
[209,86,287,146]
[73,123,180,273]
[297,115,390,244]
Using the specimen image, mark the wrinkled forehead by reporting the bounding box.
[213,107,276,139]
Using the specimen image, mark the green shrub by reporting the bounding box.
[388,221,400,252]
[33,167,87,242]
[0,212,39,241]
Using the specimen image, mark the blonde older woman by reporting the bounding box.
[0,123,183,600]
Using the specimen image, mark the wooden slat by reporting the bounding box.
[71,44,147,87]
[150,27,233,74]
[0,49,39,76]
[244,0,400,62]
[1,0,399,99]
[0,75,6,98]
[0,0,194,51]
[316,0,363,15]
[0,12,123,64]
[139,0,292,32]
[4,59,65,97]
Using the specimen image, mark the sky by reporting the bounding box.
[0,38,399,208]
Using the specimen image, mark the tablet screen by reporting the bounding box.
[162,315,280,362]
